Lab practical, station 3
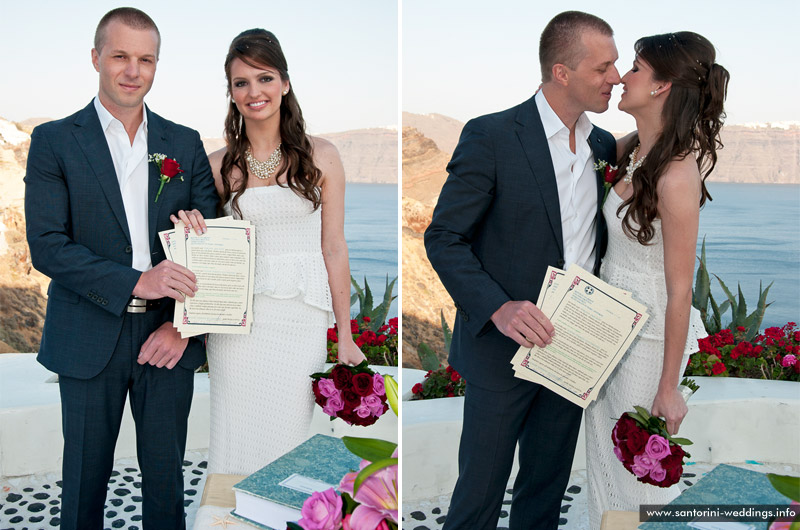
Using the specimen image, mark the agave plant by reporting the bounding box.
[416,309,452,371]
[692,236,772,339]
[351,275,397,332]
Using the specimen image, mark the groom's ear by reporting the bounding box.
[552,63,570,86]
[91,48,100,73]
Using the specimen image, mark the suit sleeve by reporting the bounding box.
[24,126,141,316]
[424,119,511,337]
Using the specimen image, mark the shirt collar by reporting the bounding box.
[93,95,148,134]
[535,90,593,144]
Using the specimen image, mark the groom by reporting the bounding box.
[425,11,620,530]
[25,7,217,530]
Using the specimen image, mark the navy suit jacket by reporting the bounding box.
[25,101,218,379]
[424,96,616,391]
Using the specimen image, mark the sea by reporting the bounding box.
[344,183,398,318]
[697,182,800,330]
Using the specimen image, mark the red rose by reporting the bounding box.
[388,317,398,328]
[613,413,637,440]
[350,319,360,334]
[311,381,325,406]
[331,365,353,389]
[765,327,783,339]
[736,326,746,332]
[161,157,183,178]
[412,383,423,394]
[451,372,461,382]
[342,390,361,409]
[604,165,619,183]
[363,316,371,323]
[625,426,650,454]
[352,373,373,396]
[711,361,727,375]
[794,331,800,343]
[376,335,387,345]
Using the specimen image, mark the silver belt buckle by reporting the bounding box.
[127,298,147,313]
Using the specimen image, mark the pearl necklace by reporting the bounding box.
[623,144,646,183]
[245,144,282,180]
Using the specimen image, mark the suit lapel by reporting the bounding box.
[146,107,172,245]
[588,126,615,271]
[515,97,563,257]
[72,101,131,243]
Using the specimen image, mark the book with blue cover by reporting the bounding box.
[230,434,362,530]
[638,464,793,530]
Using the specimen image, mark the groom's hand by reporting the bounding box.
[133,260,198,302]
[491,300,555,348]
[138,322,189,369]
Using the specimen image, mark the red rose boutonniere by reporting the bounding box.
[594,159,619,206]
[148,153,184,202]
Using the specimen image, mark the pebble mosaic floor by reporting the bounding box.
[402,461,800,530]
[1,456,796,530]
[0,450,208,530]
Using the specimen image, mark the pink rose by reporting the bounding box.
[613,446,625,463]
[354,398,374,419]
[322,392,345,417]
[782,354,797,367]
[363,394,385,416]
[631,461,650,478]
[372,373,386,396]
[644,434,671,461]
[649,462,667,482]
[298,488,342,530]
[318,378,339,398]
[633,453,658,471]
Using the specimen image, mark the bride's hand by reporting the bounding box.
[651,386,688,436]
[170,209,207,235]
[337,337,366,366]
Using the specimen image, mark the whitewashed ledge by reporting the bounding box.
[0,353,397,479]
[401,367,800,502]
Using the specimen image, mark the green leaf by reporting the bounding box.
[384,374,398,416]
[669,437,693,446]
[417,342,441,372]
[340,491,358,514]
[352,457,398,495]
[734,283,747,326]
[440,310,452,355]
[693,237,710,316]
[342,436,397,463]
[767,473,800,502]
[287,522,304,530]
[633,406,651,420]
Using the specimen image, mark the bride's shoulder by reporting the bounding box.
[658,156,701,202]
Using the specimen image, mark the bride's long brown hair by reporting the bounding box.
[617,32,730,244]
[220,29,322,218]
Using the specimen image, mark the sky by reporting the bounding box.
[402,0,800,132]
[0,0,398,137]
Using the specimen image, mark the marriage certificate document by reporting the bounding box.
[511,264,649,408]
[165,218,255,337]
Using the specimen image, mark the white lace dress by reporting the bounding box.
[206,186,333,475]
[585,188,706,528]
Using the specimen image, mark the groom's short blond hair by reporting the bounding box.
[94,7,161,57]
[539,11,613,82]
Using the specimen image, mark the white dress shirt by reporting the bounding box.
[94,97,152,272]
[535,90,598,272]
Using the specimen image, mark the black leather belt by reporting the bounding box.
[127,297,162,313]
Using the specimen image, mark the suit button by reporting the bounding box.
[557,259,565,268]
[102,300,108,306]
[125,245,132,253]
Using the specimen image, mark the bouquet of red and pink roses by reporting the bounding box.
[311,362,389,427]
[612,379,698,488]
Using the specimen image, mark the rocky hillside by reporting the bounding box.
[402,112,800,185]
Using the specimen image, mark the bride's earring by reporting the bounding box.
[650,89,658,96]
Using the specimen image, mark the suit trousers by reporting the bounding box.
[58,309,195,530]
[443,379,583,530]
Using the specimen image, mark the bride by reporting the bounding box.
[173,29,366,475]
[585,32,729,527]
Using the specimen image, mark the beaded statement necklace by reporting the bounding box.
[623,144,647,183]
[245,144,282,180]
